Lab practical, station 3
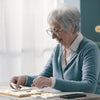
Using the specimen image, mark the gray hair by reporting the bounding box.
[47,3,80,34]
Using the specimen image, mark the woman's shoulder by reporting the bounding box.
[54,44,62,50]
[79,37,99,51]
[77,37,100,59]
[52,44,63,54]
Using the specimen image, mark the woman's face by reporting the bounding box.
[48,20,77,48]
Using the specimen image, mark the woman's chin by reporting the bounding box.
[58,40,64,45]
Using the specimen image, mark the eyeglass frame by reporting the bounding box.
[46,28,62,37]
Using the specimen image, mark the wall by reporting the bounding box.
[81,0,100,42]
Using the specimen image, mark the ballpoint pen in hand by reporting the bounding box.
[10,82,34,92]
[10,83,21,91]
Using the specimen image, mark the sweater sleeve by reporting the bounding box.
[53,43,100,93]
[25,54,53,86]
[25,45,58,86]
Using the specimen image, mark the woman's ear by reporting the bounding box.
[70,24,75,33]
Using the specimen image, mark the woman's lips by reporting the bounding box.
[59,39,62,42]
[57,38,62,42]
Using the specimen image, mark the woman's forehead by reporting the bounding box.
[49,20,60,29]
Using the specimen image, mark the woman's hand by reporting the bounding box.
[10,75,27,88]
[31,76,52,89]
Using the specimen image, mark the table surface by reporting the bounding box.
[0,84,100,100]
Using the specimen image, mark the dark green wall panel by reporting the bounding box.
[81,0,100,42]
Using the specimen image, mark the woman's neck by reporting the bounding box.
[64,33,78,50]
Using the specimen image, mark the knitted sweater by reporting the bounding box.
[26,37,100,94]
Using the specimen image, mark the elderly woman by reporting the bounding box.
[11,4,100,94]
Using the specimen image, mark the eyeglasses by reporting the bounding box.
[46,29,62,37]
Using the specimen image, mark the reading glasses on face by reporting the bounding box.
[46,29,61,37]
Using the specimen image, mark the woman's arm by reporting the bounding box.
[25,44,59,86]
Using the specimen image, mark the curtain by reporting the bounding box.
[0,0,58,83]
[0,0,22,82]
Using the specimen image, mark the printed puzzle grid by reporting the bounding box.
[0,88,59,98]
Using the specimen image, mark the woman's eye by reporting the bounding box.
[54,29,59,32]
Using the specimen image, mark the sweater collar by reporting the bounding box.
[70,32,83,52]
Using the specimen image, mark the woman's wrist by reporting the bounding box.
[50,77,56,88]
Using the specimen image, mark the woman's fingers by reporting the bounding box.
[32,76,52,89]
[10,75,27,88]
